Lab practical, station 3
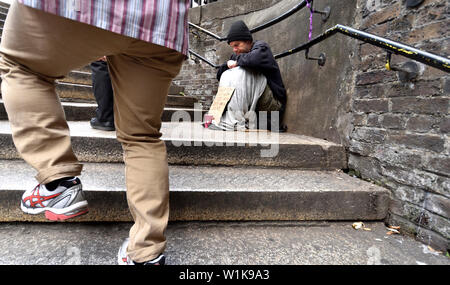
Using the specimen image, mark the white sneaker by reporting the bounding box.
[20,177,88,221]
[118,238,165,265]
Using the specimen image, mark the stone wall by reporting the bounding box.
[175,0,449,251]
[349,0,449,251]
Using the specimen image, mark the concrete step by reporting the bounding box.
[0,159,390,222]
[0,2,9,9]
[0,81,197,107]
[165,94,199,108]
[56,82,196,108]
[57,71,190,97]
[0,11,6,21]
[1,221,448,265]
[0,121,347,169]
[59,70,93,85]
[55,81,188,100]
[0,99,206,121]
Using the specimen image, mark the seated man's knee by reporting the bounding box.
[219,67,247,84]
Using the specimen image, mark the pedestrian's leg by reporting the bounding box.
[90,60,115,125]
[0,2,126,183]
[108,42,184,263]
[0,2,128,220]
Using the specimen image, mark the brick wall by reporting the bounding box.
[350,0,449,251]
[173,32,221,108]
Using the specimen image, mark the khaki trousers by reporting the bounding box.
[0,2,184,262]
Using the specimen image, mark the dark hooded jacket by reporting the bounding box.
[216,40,287,110]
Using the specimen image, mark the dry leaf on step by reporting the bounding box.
[386,226,400,235]
[352,222,371,231]
[352,222,364,230]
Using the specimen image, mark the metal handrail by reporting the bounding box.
[188,0,310,67]
[189,14,449,73]
[188,0,309,42]
[274,24,450,73]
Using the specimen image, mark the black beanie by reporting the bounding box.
[227,20,253,44]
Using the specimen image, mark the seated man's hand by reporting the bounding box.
[227,60,238,69]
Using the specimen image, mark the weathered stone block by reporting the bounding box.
[405,22,444,45]
[348,160,385,185]
[355,85,385,99]
[423,155,450,178]
[372,145,422,169]
[360,2,402,29]
[390,184,427,206]
[406,116,436,133]
[428,194,450,218]
[353,99,389,113]
[382,166,442,193]
[439,117,450,133]
[348,140,377,157]
[352,114,367,126]
[351,127,387,144]
[387,80,442,98]
[387,133,445,152]
[391,97,448,115]
[356,70,397,86]
[381,114,406,130]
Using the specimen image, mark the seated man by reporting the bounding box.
[213,20,287,131]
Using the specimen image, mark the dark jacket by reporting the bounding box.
[216,40,287,108]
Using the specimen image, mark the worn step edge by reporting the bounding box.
[57,70,92,85]
[0,121,348,169]
[55,82,187,100]
[0,160,390,222]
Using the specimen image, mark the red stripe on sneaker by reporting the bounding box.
[23,186,62,208]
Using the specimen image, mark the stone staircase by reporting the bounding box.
[0,121,390,222]
[0,60,202,121]
[0,1,391,224]
[0,2,201,122]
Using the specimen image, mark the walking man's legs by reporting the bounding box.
[108,42,184,264]
[0,2,184,263]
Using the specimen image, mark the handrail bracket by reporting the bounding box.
[385,51,420,82]
[313,5,331,22]
[305,49,326,66]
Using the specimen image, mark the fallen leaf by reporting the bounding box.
[352,222,364,230]
[352,222,372,231]
[427,246,442,254]
[386,227,400,235]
